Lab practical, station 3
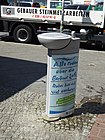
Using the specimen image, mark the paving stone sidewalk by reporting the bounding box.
[0,41,105,140]
[0,82,104,140]
[88,114,105,140]
[0,87,97,140]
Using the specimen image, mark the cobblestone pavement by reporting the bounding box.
[0,88,98,140]
[0,40,105,140]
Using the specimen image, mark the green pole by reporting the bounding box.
[60,0,64,32]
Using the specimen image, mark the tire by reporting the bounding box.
[13,25,32,43]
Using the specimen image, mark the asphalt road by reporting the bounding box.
[0,33,105,140]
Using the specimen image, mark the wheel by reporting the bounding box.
[13,25,32,43]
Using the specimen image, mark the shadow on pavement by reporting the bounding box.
[74,95,105,115]
[0,56,47,102]
[74,102,105,115]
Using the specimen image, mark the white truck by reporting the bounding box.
[0,0,105,48]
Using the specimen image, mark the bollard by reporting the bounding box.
[38,32,80,121]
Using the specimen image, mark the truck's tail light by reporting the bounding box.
[32,3,35,7]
